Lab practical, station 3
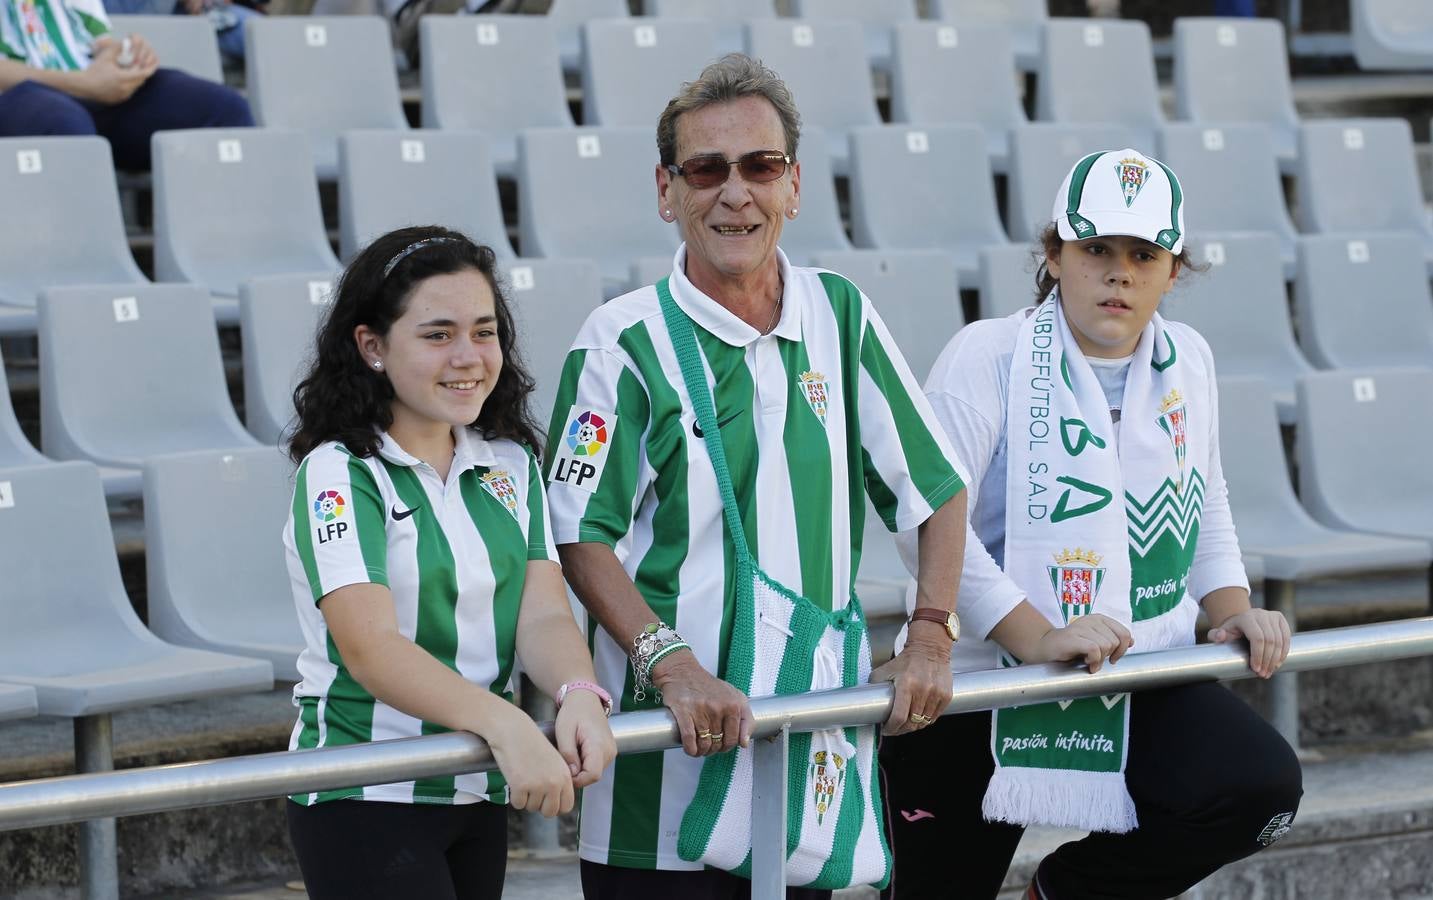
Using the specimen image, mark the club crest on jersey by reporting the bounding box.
[480,470,520,519]
[1115,156,1150,208]
[1047,548,1105,623]
[550,405,619,495]
[1157,389,1189,494]
[799,371,830,426]
[313,489,349,544]
[809,748,847,826]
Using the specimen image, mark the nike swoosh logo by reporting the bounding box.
[692,410,744,439]
[900,809,935,822]
[391,505,417,522]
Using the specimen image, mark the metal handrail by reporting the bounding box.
[1,618,1429,833]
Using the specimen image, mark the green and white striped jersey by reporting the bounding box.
[544,249,965,870]
[284,428,557,806]
[1,0,109,71]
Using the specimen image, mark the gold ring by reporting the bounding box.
[709,732,725,742]
[697,729,713,740]
[909,713,933,726]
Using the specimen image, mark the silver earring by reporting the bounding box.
[373,360,383,371]
[664,210,672,218]
[790,208,799,218]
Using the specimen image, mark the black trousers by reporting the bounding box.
[286,798,508,900]
[581,859,833,900]
[879,682,1303,900]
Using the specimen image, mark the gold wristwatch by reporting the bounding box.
[908,607,960,642]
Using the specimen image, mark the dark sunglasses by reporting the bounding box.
[666,149,792,190]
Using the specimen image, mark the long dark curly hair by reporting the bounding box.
[288,225,543,463]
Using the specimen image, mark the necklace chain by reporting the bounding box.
[763,294,783,334]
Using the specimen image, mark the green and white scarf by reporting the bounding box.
[985,290,1209,833]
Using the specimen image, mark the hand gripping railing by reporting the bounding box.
[1,619,1430,899]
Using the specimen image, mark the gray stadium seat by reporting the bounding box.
[1157,123,1298,277]
[789,0,918,73]
[502,259,604,429]
[1217,375,1432,580]
[547,0,629,73]
[928,0,1048,71]
[809,249,963,380]
[0,136,147,310]
[153,128,341,299]
[244,17,407,178]
[1351,0,1433,71]
[420,15,573,178]
[1172,17,1300,171]
[746,19,880,175]
[239,272,336,446]
[1296,119,1433,270]
[646,0,774,55]
[631,255,677,290]
[1005,123,1147,242]
[1162,234,1313,424]
[1034,19,1162,150]
[889,22,1027,173]
[848,124,1008,283]
[144,448,302,680]
[38,284,260,469]
[517,127,679,296]
[1296,367,1433,548]
[0,682,37,722]
[338,129,514,261]
[108,14,224,83]
[1293,233,1433,371]
[978,242,1041,320]
[580,19,722,128]
[777,126,852,264]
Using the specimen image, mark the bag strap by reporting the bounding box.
[656,277,752,564]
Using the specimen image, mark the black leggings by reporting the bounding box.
[879,682,1303,900]
[287,798,508,900]
[580,859,832,899]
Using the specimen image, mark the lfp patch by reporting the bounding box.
[550,406,618,494]
[313,489,345,522]
[1115,156,1150,208]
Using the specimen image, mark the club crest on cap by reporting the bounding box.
[1115,156,1150,208]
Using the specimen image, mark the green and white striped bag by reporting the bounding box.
[657,279,893,891]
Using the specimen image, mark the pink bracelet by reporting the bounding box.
[556,680,613,717]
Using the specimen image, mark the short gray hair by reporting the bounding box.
[656,53,802,166]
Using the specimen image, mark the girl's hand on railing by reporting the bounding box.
[554,692,617,788]
[486,706,576,817]
[1208,609,1291,679]
[1035,614,1133,674]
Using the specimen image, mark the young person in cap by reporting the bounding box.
[879,150,1303,899]
[283,226,616,899]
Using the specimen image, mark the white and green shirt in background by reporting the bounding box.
[544,247,966,870]
[284,427,557,806]
[1,0,109,70]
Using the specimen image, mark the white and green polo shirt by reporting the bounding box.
[284,427,557,806]
[544,247,966,870]
[1,0,109,71]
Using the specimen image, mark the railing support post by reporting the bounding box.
[75,714,118,900]
[1265,579,1300,753]
[750,723,789,898]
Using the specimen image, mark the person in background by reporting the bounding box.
[100,0,260,64]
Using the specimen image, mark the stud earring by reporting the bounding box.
[373,360,383,371]
[664,210,672,219]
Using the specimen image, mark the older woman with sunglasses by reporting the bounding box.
[543,53,973,898]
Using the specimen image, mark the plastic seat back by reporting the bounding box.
[39,284,258,468]
[1005,122,1146,241]
[502,258,604,430]
[517,127,679,292]
[790,0,917,70]
[1296,119,1433,245]
[1351,0,1433,71]
[144,448,302,679]
[778,127,852,264]
[547,0,629,71]
[848,124,1007,280]
[0,343,45,467]
[978,243,1041,320]
[338,129,514,261]
[152,128,340,297]
[810,249,963,380]
[581,19,722,127]
[647,0,773,53]
[928,0,1047,68]
[1035,19,1161,145]
[1172,17,1299,163]
[889,22,1026,169]
[239,273,337,446]
[421,15,573,176]
[0,136,146,308]
[244,17,406,176]
[1293,233,1433,370]
[108,14,223,82]
[1215,376,1313,543]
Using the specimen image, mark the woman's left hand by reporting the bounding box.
[1208,609,1291,679]
[553,692,618,789]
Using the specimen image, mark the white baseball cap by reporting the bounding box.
[1050,148,1186,255]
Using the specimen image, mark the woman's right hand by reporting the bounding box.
[485,706,577,818]
[1034,614,1133,674]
